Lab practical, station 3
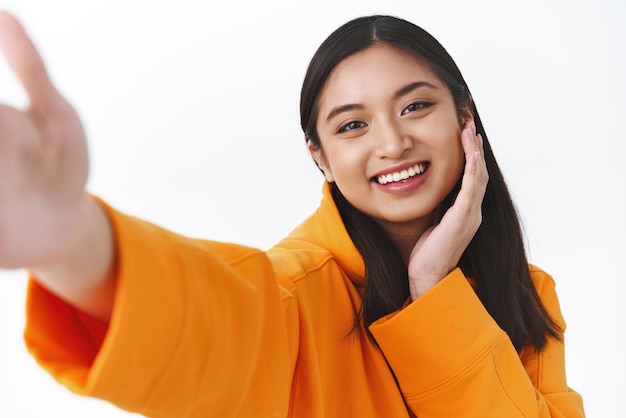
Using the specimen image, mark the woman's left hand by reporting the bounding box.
[407,121,488,300]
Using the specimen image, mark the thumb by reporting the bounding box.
[0,11,62,112]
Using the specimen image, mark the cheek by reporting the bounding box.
[452,135,465,169]
[325,152,355,183]
[323,141,369,178]
[450,137,465,180]
[435,127,465,183]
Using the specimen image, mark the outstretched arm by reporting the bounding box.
[0,11,115,321]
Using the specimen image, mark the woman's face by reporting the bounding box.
[311,44,468,239]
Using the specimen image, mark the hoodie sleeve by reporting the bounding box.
[24,200,299,418]
[369,268,585,417]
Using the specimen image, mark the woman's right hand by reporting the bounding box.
[407,121,488,300]
[0,11,115,321]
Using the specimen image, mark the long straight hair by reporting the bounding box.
[300,15,561,352]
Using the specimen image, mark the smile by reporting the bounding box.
[375,163,429,185]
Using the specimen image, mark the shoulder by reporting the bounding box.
[200,241,272,265]
[528,264,566,327]
[267,241,344,288]
[200,239,352,297]
[528,264,557,298]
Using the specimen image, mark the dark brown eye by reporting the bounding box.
[338,120,367,133]
[401,101,432,116]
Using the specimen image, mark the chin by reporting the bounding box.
[374,208,437,228]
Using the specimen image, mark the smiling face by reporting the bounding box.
[310,44,469,246]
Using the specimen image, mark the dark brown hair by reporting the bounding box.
[300,15,561,352]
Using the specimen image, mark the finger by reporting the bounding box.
[454,128,488,208]
[461,122,487,181]
[461,121,479,160]
[462,120,485,159]
[0,11,62,112]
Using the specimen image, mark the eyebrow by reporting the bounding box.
[324,80,438,122]
[393,81,437,99]
[325,103,365,122]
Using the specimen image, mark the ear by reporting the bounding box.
[458,107,474,128]
[307,141,335,183]
[458,94,475,127]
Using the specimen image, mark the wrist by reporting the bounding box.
[408,267,455,300]
[31,193,116,321]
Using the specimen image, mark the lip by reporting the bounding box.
[371,161,431,194]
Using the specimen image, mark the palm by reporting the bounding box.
[0,12,88,268]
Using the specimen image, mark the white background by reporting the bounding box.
[0,0,623,416]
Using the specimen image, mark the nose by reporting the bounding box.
[372,118,412,159]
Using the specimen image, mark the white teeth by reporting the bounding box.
[377,163,427,185]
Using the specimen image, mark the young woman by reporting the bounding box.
[0,12,584,417]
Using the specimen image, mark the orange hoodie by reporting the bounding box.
[24,183,585,417]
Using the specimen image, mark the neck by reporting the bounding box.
[375,214,435,265]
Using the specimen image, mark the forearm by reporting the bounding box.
[370,269,583,417]
[30,194,116,322]
[25,205,298,416]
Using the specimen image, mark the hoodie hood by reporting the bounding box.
[275,182,365,286]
